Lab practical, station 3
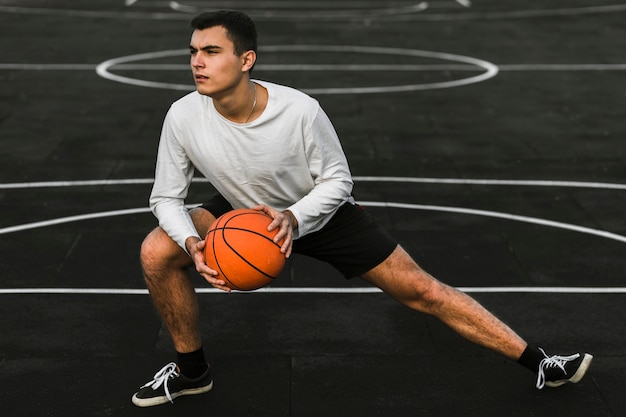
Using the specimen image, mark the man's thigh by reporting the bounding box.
[190,207,219,238]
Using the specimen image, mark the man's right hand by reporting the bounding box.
[185,236,232,292]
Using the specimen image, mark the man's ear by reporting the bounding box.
[241,50,256,72]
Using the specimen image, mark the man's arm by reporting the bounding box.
[149,108,200,252]
[285,107,353,238]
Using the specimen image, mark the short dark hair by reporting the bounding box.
[190,10,257,56]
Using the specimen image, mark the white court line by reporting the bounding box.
[0,178,155,189]
[164,0,431,7]
[1,287,625,295]
[0,5,188,19]
[94,46,498,94]
[169,1,428,17]
[0,64,97,70]
[1,177,626,238]
[360,201,626,244]
[1,3,625,20]
[379,3,626,20]
[498,64,626,71]
[2,177,626,190]
[2,199,626,245]
[3,63,626,71]
[353,177,626,190]
[1,177,624,294]
[0,207,151,235]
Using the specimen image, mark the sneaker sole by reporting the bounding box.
[132,381,214,407]
[545,353,593,388]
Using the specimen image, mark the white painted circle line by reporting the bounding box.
[266,45,499,94]
[1,177,625,240]
[375,3,626,21]
[2,177,626,190]
[352,176,626,190]
[0,179,155,189]
[1,200,625,246]
[169,0,428,18]
[0,5,188,20]
[94,46,498,94]
[360,201,626,244]
[95,49,193,91]
[0,207,152,235]
[5,63,626,72]
[2,3,625,21]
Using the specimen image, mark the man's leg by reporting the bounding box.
[133,208,216,407]
[361,245,527,360]
[360,245,592,388]
[139,208,216,353]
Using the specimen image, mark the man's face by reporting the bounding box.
[189,26,246,97]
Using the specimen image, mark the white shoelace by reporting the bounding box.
[536,348,580,389]
[140,362,179,403]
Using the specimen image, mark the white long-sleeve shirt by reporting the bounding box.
[149,80,354,250]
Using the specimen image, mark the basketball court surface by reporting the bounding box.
[1,1,625,416]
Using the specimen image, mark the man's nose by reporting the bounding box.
[191,54,204,68]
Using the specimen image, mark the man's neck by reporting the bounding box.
[212,80,257,123]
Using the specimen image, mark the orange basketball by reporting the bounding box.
[204,208,285,291]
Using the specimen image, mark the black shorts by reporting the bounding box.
[199,195,398,278]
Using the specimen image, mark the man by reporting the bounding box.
[132,10,593,407]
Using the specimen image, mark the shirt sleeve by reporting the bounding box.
[286,106,354,238]
[149,108,200,251]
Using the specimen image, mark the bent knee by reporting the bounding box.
[140,227,190,272]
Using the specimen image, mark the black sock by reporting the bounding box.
[517,345,546,373]
[177,347,209,379]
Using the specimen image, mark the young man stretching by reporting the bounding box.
[132,10,593,407]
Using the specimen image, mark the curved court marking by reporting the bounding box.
[361,201,626,244]
[0,5,188,20]
[353,177,626,190]
[2,177,626,190]
[0,207,152,235]
[1,286,625,295]
[95,46,497,94]
[261,45,498,94]
[1,3,625,20]
[1,199,625,245]
[169,0,428,18]
[2,177,624,295]
[498,64,626,71]
[1,176,625,239]
[4,63,626,72]
[96,49,192,91]
[390,3,626,21]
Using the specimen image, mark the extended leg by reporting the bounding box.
[361,245,526,360]
[362,245,593,389]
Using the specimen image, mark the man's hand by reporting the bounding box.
[185,236,232,292]
[253,204,297,258]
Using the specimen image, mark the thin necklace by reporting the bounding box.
[244,83,257,123]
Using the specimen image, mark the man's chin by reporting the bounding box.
[194,85,213,96]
